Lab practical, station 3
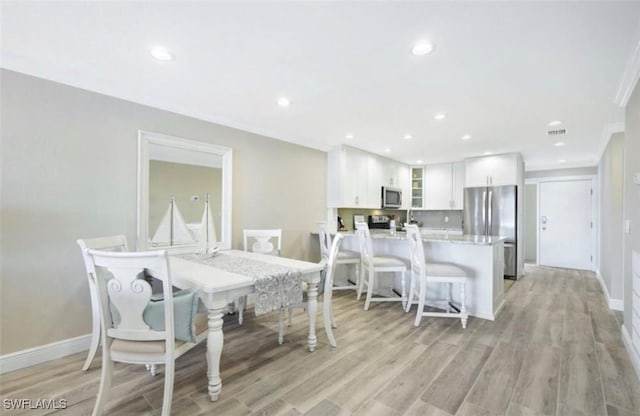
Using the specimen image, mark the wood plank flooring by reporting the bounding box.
[2,265,640,415]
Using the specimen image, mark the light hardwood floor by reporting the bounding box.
[2,265,640,415]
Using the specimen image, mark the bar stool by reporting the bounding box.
[404,224,469,328]
[355,222,408,311]
[317,221,360,291]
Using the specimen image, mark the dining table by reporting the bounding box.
[169,249,324,402]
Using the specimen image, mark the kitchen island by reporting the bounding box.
[337,230,505,321]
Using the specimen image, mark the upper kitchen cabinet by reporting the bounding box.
[464,153,524,187]
[327,145,410,208]
[327,145,369,208]
[410,167,424,208]
[423,162,465,210]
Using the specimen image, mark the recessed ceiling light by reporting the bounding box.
[416,159,424,164]
[276,97,290,107]
[434,112,446,121]
[345,133,354,139]
[559,159,567,163]
[462,134,472,140]
[554,141,565,147]
[484,151,492,155]
[548,120,563,126]
[412,40,435,56]
[150,46,174,61]
[404,134,413,140]
[384,148,391,153]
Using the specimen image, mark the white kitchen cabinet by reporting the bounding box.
[398,164,410,209]
[452,162,465,209]
[410,166,425,208]
[328,145,410,208]
[423,162,465,210]
[464,153,523,187]
[327,145,370,208]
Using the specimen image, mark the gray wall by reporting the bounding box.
[598,133,625,301]
[624,81,640,336]
[0,69,327,354]
[524,183,537,263]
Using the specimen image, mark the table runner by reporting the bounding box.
[179,253,303,315]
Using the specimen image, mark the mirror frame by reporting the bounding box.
[136,130,232,252]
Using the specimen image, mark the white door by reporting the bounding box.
[538,179,593,270]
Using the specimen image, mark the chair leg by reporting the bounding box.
[160,360,175,416]
[414,276,427,327]
[357,262,365,300]
[460,282,468,329]
[91,350,113,416]
[447,282,453,313]
[82,307,101,371]
[364,268,375,311]
[405,272,415,313]
[400,271,407,311]
[323,299,337,348]
[238,296,245,325]
[278,308,285,345]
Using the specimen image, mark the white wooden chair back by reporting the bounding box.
[317,221,332,260]
[405,224,426,280]
[85,249,174,345]
[77,235,129,274]
[243,229,282,256]
[76,235,129,371]
[355,222,373,264]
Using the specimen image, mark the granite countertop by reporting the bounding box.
[331,230,506,245]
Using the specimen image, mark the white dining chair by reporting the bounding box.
[236,229,283,324]
[404,224,469,328]
[85,249,208,416]
[355,222,409,311]
[279,233,345,347]
[317,221,360,292]
[77,235,129,371]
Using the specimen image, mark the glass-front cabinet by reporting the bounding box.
[411,167,424,208]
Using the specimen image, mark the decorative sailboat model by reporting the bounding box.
[151,196,195,247]
[196,193,219,257]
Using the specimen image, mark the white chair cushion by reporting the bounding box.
[370,256,408,268]
[110,313,209,354]
[337,250,360,260]
[425,262,467,278]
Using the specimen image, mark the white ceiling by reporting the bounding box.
[2,1,640,170]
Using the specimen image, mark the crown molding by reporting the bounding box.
[596,122,625,164]
[615,39,640,107]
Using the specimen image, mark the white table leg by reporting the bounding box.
[206,307,225,401]
[306,281,318,352]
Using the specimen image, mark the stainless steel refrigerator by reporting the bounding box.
[463,185,517,277]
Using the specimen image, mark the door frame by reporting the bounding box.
[525,174,598,271]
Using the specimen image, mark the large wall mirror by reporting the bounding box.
[137,131,232,252]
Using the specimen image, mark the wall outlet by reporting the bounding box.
[625,219,632,234]
[444,216,449,223]
[634,172,640,185]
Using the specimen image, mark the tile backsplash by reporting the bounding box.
[412,210,463,229]
[337,208,463,230]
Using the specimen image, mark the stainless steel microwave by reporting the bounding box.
[381,186,402,209]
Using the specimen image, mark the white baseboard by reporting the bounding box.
[596,270,624,311]
[0,334,91,375]
[622,325,640,382]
